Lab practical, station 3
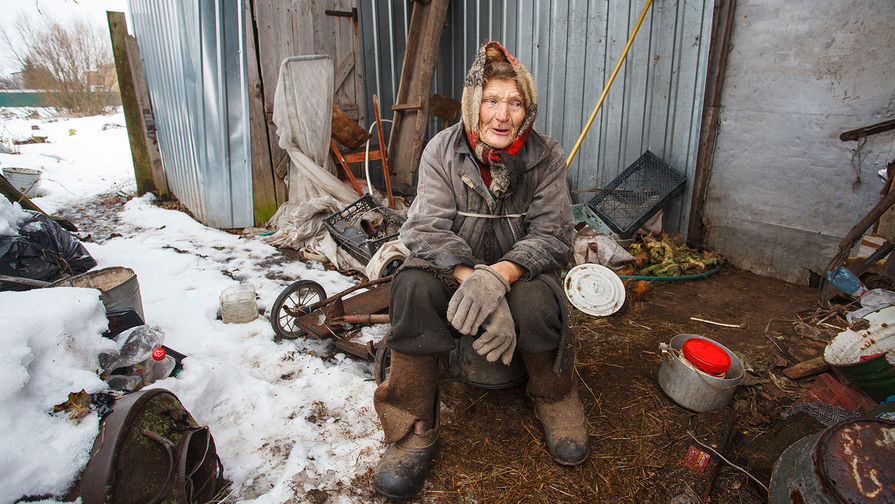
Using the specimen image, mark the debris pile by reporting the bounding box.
[628,233,725,277]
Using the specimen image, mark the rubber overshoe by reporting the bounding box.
[372,421,438,500]
[533,389,589,466]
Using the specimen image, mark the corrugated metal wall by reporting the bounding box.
[358,0,714,236]
[128,0,252,228]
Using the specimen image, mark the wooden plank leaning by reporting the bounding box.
[385,0,450,189]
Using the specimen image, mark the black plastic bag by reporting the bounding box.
[0,209,96,291]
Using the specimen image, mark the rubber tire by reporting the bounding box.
[270,280,326,339]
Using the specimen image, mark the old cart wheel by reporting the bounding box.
[373,331,391,384]
[271,280,326,339]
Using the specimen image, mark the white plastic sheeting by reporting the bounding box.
[271,55,359,206]
[264,55,366,272]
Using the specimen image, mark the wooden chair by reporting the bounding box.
[330,95,394,208]
[429,93,460,130]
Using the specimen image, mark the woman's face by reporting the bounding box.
[477,78,525,149]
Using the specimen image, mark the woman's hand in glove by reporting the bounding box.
[446,264,510,335]
[472,297,517,365]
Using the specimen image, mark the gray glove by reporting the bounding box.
[447,264,510,335]
[473,298,517,365]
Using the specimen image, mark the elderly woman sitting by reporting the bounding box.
[372,41,589,500]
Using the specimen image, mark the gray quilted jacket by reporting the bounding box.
[400,122,574,279]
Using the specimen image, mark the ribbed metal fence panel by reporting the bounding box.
[358,0,713,236]
[128,0,252,228]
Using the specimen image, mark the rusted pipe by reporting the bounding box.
[304,275,393,313]
[331,314,390,324]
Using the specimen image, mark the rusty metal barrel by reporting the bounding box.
[769,417,895,503]
[49,266,144,322]
[448,334,527,389]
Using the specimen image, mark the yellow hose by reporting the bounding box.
[566,0,655,168]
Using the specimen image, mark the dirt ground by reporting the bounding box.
[60,194,871,503]
[348,259,877,503]
[349,267,829,504]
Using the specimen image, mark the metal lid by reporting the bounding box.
[817,418,895,503]
[564,263,626,316]
[682,337,731,375]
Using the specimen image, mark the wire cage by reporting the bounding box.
[586,150,686,238]
[323,194,406,263]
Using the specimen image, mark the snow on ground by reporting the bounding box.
[0,108,387,503]
[0,108,135,215]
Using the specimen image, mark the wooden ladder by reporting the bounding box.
[386,0,450,189]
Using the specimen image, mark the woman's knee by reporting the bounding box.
[388,268,455,354]
[506,279,563,353]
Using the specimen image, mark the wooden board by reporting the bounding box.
[783,356,830,379]
[244,0,279,225]
[124,36,168,197]
[107,11,155,196]
[332,104,371,149]
[251,0,288,205]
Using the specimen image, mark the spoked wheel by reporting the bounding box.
[271,280,327,339]
[373,331,391,384]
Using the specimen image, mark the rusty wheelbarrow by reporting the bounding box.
[270,275,393,360]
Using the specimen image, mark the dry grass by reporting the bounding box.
[351,268,823,502]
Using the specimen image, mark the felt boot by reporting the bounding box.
[372,417,439,500]
[522,350,589,466]
[372,350,440,499]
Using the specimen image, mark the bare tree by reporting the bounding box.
[1,14,118,116]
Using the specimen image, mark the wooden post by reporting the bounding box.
[251,0,289,206]
[0,175,76,231]
[244,0,280,225]
[124,36,168,197]
[107,11,155,196]
[386,0,450,188]
[686,0,737,249]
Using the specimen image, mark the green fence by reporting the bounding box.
[0,90,122,107]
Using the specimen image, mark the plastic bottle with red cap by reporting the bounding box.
[98,325,163,374]
[827,267,869,299]
[141,347,176,385]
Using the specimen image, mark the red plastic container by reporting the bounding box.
[682,338,731,376]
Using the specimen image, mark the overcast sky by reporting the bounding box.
[0,0,127,76]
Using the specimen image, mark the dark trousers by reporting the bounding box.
[387,268,563,355]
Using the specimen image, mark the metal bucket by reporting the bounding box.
[824,306,895,402]
[830,353,895,403]
[658,334,744,412]
[769,418,895,504]
[2,167,41,197]
[50,267,144,322]
[448,334,527,389]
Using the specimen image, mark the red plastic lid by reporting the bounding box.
[682,338,731,375]
[152,347,166,361]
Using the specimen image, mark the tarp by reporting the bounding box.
[265,55,366,272]
[271,55,358,205]
[0,208,97,291]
